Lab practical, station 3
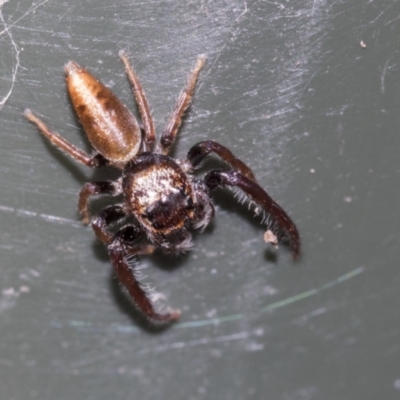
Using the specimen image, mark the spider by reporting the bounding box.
[25,51,300,323]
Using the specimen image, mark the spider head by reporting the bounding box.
[123,153,196,250]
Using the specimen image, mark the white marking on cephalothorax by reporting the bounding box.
[133,168,182,207]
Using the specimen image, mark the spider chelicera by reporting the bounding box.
[25,51,300,323]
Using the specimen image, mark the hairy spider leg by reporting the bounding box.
[79,180,123,225]
[24,109,107,168]
[108,225,181,323]
[186,140,256,181]
[119,51,156,152]
[91,204,126,244]
[92,206,164,321]
[205,170,301,260]
[157,55,207,155]
[92,205,156,252]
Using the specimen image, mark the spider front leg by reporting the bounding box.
[91,204,127,244]
[205,170,301,260]
[24,110,108,168]
[92,207,173,323]
[185,140,256,181]
[91,204,157,254]
[109,225,181,324]
[157,55,206,155]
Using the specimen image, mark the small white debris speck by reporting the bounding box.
[3,287,16,296]
[264,230,278,249]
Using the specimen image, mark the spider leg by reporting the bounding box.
[119,51,156,151]
[205,170,301,260]
[109,225,181,323]
[24,109,108,168]
[91,204,126,244]
[156,55,206,155]
[185,140,256,181]
[92,204,156,253]
[79,180,123,224]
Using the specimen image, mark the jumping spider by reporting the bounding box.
[25,51,300,323]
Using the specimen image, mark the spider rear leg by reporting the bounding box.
[119,51,156,151]
[157,55,206,155]
[79,180,123,224]
[109,225,181,324]
[185,140,256,181]
[205,170,301,260]
[24,109,108,168]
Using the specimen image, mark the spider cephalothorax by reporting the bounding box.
[123,153,201,250]
[25,51,300,323]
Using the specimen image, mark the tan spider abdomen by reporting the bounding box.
[66,61,141,164]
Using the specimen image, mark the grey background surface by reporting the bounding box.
[1,0,400,399]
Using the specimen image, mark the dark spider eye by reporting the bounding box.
[118,226,142,243]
